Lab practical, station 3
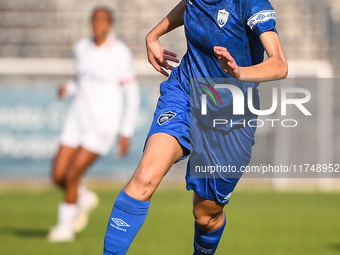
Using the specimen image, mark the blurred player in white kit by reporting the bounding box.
[48,6,140,242]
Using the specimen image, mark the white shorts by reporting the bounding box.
[60,106,117,156]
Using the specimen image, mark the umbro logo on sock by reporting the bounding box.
[110,218,130,232]
[111,218,130,227]
[194,242,214,254]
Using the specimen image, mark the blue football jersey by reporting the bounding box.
[181,0,276,78]
[174,0,277,131]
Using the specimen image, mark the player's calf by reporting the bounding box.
[193,213,226,255]
[103,133,183,254]
[192,194,226,255]
[193,193,225,232]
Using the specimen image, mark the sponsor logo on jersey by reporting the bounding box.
[110,218,130,232]
[217,9,229,28]
[157,111,177,125]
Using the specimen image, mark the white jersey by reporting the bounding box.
[65,35,140,138]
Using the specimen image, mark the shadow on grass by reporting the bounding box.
[329,243,340,251]
[0,227,48,238]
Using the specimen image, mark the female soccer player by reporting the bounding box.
[48,7,140,242]
[103,0,287,254]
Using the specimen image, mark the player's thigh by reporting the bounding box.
[52,145,79,183]
[124,133,185,201]
[193,192,225,229]
[65,147,99,183]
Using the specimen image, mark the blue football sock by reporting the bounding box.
[193,213,226,255]
[103,190,150,255]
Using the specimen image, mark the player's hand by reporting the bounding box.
[146,36,179,77]
[214,46,242,79]
[118,136,130,157]
[58,84,67,99]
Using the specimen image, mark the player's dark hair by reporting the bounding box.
[91,6,114,24]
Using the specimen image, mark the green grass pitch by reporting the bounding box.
[0,187,339,255]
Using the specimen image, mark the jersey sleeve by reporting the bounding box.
[242,0,277,37]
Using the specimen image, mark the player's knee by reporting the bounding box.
[65,168,81,186]
[193,209,224,232]
[52,158,68,186]
[193,214,214,231]
[52,167,66,186]
[133,170,161,190]
[52,173,65,186]
[130,162,163,193]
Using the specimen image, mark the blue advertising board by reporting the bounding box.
[0,83,155,181]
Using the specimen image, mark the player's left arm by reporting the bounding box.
[214,30,288,82]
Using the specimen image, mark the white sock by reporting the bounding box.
[58,203,79,227]
[77,185,90,207]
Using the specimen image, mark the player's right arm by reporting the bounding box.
[58,80,77,99]
[146,0,186,76]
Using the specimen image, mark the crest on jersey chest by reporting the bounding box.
[217,9,229,28]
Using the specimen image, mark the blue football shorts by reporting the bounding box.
[146,74,256,205]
